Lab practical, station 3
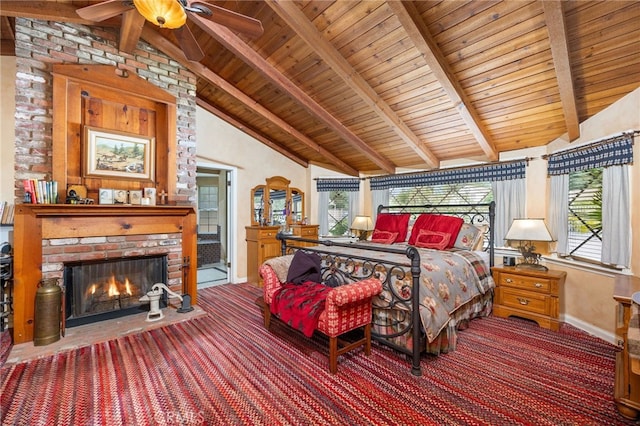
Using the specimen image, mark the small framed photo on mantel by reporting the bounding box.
[99,188,114,205]
[143,187,157,205]
[129,190,142,205]
[113,189,128,204]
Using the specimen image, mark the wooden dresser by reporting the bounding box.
[289,224,319,247]
[491,266,566,331]
[245,225,281,286]
[613,275,640,419]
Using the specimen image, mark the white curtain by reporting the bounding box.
[371,189,389,223]
[348,192,359,229]
[491,179,526,247]
[318,191,329,236]
[602,165,630,267]
[547,174,568,255]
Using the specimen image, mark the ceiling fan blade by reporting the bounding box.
[189,2,264,38]
[119,8,146,53]
[174,25,205,62]
[76,0,134,22]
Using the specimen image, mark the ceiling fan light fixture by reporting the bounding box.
[133,0,186,29]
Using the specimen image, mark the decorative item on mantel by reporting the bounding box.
[23,179,59,204]
[505,218,554,271]
[144,187,157,205]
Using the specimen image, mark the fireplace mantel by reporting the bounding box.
[13,204,197,344]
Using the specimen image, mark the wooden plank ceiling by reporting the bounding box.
[1,1,639,176]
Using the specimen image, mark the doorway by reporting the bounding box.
[196,167,229,287]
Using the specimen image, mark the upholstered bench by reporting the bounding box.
[259,255,382,374]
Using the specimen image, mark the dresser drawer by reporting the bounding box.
[258,229,278,239]
[499,273,551,294]
[499,288,550,316]
[296,228,317,237]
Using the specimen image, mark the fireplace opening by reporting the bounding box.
[64,255,168,327]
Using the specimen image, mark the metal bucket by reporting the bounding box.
[34,278,61,346]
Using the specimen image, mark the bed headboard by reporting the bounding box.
[377,201,495,266]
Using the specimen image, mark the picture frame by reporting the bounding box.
[144,187,157,205]
[84,126,155,181]
[113,189,128,204]
[99,188,114,205]
[129,190,142,205]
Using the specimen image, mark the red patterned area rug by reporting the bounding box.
[1,283,634,425]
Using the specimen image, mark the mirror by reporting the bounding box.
[291,188,304,224]
[250,176,304,227]
[251,185,265,225]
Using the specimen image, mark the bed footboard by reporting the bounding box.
[276,234,425,375]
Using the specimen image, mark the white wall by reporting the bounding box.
[0,56,16,244]
[195,106,308,282]
[0,56,15,203]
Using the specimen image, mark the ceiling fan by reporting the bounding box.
[76,0,264,61]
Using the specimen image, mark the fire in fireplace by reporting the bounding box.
[64,255,168,327]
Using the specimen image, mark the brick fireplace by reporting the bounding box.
[13,204,197,344]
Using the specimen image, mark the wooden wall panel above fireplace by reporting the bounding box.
[52,64,177,205]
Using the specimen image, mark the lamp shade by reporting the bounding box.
[133,0,187,29]
[505,218,553,242]
[351,215,373,231]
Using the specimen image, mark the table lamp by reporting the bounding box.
[351,216,374,241]
[505,218,553,270]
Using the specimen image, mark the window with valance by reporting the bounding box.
[547,132,635,267]
[316,178,361,236]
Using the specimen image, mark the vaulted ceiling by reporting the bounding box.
[2,1,639,176]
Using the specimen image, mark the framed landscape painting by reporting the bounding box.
[84,126,155,181]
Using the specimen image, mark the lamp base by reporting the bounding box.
[515,262,549,271]
[356,230,369,241]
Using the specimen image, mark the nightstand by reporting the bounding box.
[491,266,567,331]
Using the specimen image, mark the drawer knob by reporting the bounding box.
[535,282,542,288]
[517,298,529,306]
[505,278,513,283]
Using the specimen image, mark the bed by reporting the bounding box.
[276,202,495,376]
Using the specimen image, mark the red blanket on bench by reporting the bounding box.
[271,281,331,337]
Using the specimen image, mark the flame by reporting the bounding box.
[124,278,133,296]
[107,275,120,297]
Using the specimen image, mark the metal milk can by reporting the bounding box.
[34,277,61,346]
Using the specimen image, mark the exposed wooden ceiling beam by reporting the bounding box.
[140,26,360,177]
[187,12,396,175]
[542,0,580,142]
[265,0,439,170]
[388,1,499,161]
[196,98,309,169]
[0,1,95,24]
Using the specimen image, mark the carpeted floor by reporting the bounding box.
[0,283,635,425]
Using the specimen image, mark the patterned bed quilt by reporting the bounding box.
[313,243,495,343]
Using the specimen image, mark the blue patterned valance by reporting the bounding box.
[316,178,361,192]
[547,134,634,176]
[369,160,527,190]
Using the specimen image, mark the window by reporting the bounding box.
[327,190,349,236]
[389,182,493,209]
[198,185,218,233]
[567,168,602,262]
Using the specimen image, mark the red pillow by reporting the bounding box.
[414,229,450,250]
[371,230,398,244]
[408,214,463,248]
[373,213,410,243]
